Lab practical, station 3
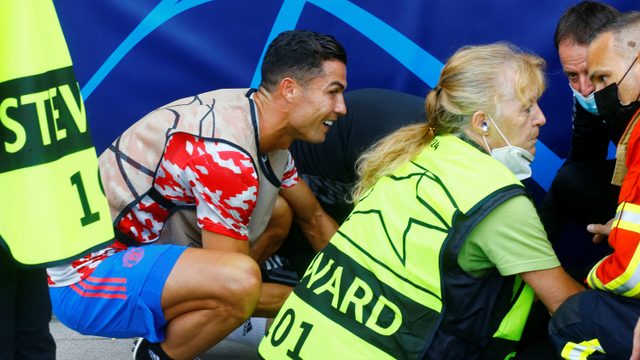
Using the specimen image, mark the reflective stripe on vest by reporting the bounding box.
[0,0,114,267]
[587,202,640,295]
[560,339,604,359]
[259,135,530,359]
[492,277,534,342]
[486,277,535,360]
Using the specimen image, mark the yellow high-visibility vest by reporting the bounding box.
[0,0,113,267]
[259,135,533,359]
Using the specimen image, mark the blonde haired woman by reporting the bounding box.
[259,43,582,360]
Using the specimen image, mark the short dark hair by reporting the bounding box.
[590,11,640,59]
[260,30,347,93]
[554,1,620,51]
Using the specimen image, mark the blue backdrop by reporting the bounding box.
[53,0,637,192]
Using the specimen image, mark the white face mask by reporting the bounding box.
[482,115,534,180]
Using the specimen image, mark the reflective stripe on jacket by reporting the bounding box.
[589,110,640,297]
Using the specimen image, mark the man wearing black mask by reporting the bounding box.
[549,11,640,360]
[593,53,640,141]
[538,2,621,255]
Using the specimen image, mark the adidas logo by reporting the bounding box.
[242,319,253,336]
[263,255,285,270]
[149,349,160,360]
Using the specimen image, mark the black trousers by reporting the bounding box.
[0,247,56,360]
[549,290,640,359]
[538,160,620,268]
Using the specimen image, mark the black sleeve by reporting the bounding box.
[567,98,614,163]
[342,88,427,177]
[288,88,427,220]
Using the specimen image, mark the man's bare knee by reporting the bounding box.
[222,255,262,318]
[162,250,261,320]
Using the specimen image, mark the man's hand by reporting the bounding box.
[632,317,640,360]
[587,218,614,245]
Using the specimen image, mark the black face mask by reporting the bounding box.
[594,56,640,139]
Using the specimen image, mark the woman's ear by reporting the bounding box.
[470,111,489,136]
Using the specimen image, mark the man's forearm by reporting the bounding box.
[252,283,294,318]
[297,211,338,252]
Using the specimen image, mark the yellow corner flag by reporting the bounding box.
[0,0,114,267]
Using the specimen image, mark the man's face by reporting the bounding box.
[291,60,347,144]
[559,41,595,97]
[588,31,640,105]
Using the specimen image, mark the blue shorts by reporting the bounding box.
[50,244,186,343]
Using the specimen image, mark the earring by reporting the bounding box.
[482,123,488,131]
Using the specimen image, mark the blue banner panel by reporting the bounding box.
[53,0,637,190]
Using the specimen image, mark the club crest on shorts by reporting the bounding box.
[122,247,144,267]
